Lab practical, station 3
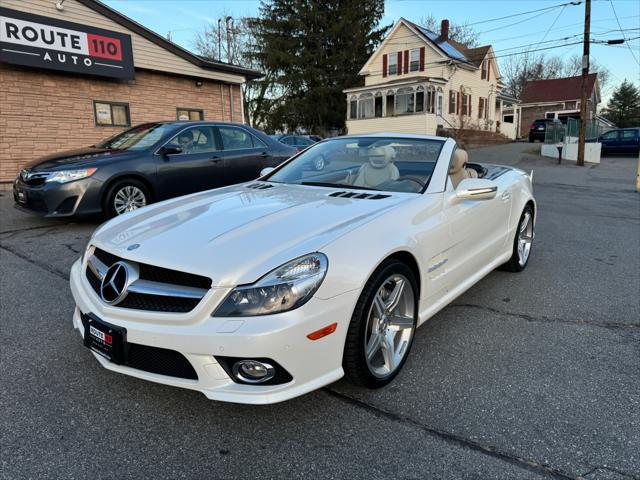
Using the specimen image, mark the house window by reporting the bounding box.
[410,49,420,72]
[374,93,383,117]
[461,94,468,116]
[481,60,488,80]
[358,93,374,119]
[94,101,130,127]
[349,96,357,120]
[478,97,488,119]
[388,53,397,75]
[565,101,577,110]
[503,115,514,123]
[386,91,395,116]
[415,86,424,112]
[177,108,204,121]
[545,112,556,119]
[425,86,436,113]
[449,91,457,114]
[395,87,415,115]
[436,88,443,115]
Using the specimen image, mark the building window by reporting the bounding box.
[374,93,383,117]
[449,91,458,114]
[177,108,204,121]
[545,112,556,119]
[564,101,577,110]
[410,49,420,72]
[425,86,436,113]
[415,86,425,112]
[388,53,397,75]
[503,114,514,123]
[358,93,374,119]
[349,96,358,120]
[461,93,471,116]
[395,87,415,115]
[94,101,130,127]
[436,88,443,115]
[481,60,488,80]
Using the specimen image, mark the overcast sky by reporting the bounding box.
[103,0,640,102]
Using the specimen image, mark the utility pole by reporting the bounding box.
[217,19,223,61]
[577,0,591,166]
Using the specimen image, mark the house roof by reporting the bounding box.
[520,74,598,103]
[76,0,262,80]
[403,19,491,68]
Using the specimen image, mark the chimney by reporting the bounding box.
[440,19,449,40]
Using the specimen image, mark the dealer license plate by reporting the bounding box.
[82,314,126,364]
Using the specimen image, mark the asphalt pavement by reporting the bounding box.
[1,143,638,479]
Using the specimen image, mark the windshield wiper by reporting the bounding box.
[300,181,379,191]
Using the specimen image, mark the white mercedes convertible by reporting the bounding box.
[70,134,535,404]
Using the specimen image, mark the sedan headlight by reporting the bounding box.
[46,168,97,184]
[213,253,328,317]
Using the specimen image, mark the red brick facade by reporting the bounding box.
[0,64,243,183]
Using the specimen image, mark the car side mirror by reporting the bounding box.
[454,178,498,201]
[260,167,275,177]
[159,145,182,156]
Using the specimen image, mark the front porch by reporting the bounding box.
[344,77,445,135]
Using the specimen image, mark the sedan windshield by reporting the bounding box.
[266,136,444,193]
[97,123,175,151]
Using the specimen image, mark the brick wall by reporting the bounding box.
[0,64,243,183]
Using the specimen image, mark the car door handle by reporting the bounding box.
[260,152,271,158]
[210,156,222,163]
[501,191,511,201]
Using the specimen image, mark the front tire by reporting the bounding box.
[104,178,151,218]
[343,259,418,388]
[502,205,534,272]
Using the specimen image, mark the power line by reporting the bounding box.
[466,1,581,26]
[608,0,640,65]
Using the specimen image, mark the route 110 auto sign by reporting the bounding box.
[0,7,134,79]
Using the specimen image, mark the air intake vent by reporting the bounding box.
[328,191,390,200]
[245,183,274,190]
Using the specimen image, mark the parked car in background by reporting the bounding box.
[598,128,640,155]
[528,118,556,142]
[13,122,296,218]
[270,134,319,151]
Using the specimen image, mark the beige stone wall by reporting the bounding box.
[0,65,242,182]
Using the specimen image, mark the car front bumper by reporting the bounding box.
[13,176,103,217]
[69,259,358,404]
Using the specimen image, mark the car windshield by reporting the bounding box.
[266,136,444,193]
[97,123,175,151]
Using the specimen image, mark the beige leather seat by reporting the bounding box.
[449,149,478,188]
[353,146,399,189]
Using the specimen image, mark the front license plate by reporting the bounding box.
[82,314,126,364]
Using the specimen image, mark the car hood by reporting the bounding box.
[92,183,410,287]
[24,147,138,171]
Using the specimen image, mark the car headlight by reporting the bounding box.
[213,253,328,317]
[46,168,97,184]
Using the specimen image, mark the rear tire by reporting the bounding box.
[502,205,534,272]
[103,178,151,218]
[343,259,418,388]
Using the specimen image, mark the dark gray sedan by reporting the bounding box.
[13,121,295,218]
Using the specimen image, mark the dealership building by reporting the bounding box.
[0,0,261,186]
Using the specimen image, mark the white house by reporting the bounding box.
[344,18,519,139]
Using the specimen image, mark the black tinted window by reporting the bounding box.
[219,127,266,150]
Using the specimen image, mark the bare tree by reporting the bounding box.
[419,14,479,47]
[192,17,283,128]
[500,52,610,99]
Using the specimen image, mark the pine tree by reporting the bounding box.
[603,80,640,128]
[250,0,390,134]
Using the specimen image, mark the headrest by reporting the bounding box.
[449,149,468,173]
[368,145,395,169]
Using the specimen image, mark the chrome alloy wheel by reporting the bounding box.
[364,274,416,378]
[114,186,147,215]
[517,211,534,266]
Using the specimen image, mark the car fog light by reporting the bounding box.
[232,360,276,383]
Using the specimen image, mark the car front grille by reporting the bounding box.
[127,343,198,380]
[85,248,211,313]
